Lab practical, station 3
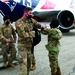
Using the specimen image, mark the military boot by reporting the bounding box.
[3,62,7,67]
[30,64,36,70]
[56,67,61,75]
[51,70,56,75]
[51,73,56,75]
[8,61,15,67]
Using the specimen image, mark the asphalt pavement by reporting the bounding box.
[0,29,75,75]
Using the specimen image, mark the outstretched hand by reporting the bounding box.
[41,25,46,28]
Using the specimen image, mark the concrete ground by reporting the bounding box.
[0,29,75,75]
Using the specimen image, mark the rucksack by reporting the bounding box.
[33,27,41,46]
[29,19,41,46]
[31,27,41,54]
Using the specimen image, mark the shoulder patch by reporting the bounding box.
[18,24,22,27]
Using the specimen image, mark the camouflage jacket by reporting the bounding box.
[15,17,41,47]
[41,28,62,52]
[0,23,16,44]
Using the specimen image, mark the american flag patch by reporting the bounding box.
[18,24,22,27]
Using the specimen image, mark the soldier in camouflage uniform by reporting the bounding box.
[0,15,16,67]
[30,49,36,70]
[15,7,45,75]
[41,19,62,75]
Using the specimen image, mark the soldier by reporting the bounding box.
[0,15,16,67]
[15,7,46,75]
[41,19,62,75]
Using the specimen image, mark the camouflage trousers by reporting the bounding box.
[31,49,36,66]
[17,44,32,75]
[2,43,16,62]
[48,51,60,73]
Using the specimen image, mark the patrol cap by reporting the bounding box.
[50,18,59,28]
[3,15,10,22]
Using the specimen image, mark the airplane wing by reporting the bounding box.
[32,10,60,22]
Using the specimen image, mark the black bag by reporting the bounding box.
[31,27,41,54]
[29,19,41,53]
[33,27,41,46]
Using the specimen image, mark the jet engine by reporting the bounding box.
[57,10,74,31]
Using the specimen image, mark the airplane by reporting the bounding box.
[0,0,75,67]
[0,0,75,32]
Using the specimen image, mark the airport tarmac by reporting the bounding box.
[0,29,75,75]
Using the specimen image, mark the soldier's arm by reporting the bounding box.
[15,22,34,38]
[41,28,52,35]
[11,25,16,41]
[24,26,35,38]
[0,27,7,41]
[51,30,62,40]
[32,18,41,29]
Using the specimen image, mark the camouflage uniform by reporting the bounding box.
[15,17,41,75]
[0,23,16,63]
[31,50,36,66]
[41,28,62,74]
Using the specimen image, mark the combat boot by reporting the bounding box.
[51,73,56,75]
[3,62,7,67]
[56,67,61,75]
[51,70,56,75]
[30,64,36,70]
[8,61,15,67]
